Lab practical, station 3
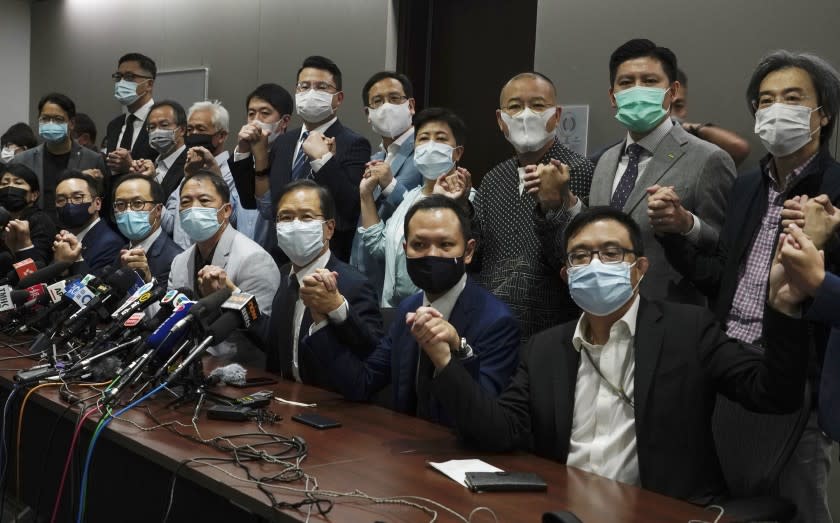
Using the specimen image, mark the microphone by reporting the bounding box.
[16,260,72,289]
[12,258,38,282]
[59,269,139,338]
[207,363,247,386]
[168,288,232,339]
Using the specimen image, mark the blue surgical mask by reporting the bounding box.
[180,206,223,242]
[39,122,68,144]
[414,141,455,180]
[116,210,153,241]
[614,86,670,133]
[114,79,145,106]
[568,259,642,316]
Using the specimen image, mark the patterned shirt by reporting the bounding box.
[725,155,816,342]
[474,140,594,341]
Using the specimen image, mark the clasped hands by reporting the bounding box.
[407,306,460,369]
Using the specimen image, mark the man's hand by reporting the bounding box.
[237,122,267,155]
[802,194,840,249]
[107,147,133,174]
[185,146,221,176]
[120,247,152,283]
[778,223,826,298]
[407,306,459,369]
[53,230,82,263]
[197,265,236,297]
[4,220,33,252]
[522,159,574,211]
[360,161,388,198]
[302,131,334,160]
[82,168,103,180]
[433,167,472,201]
[646,184,693,234]
[130,158,155,177]
[299,269,344,324]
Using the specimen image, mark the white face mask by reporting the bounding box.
[276,219,325,266]
[295,90,335,123]
[368,101,413,139]
[414,141,455,181]
[500,107,557,153]
[0,146,16,163]
[253,119,282,143]
[754,103,821,157]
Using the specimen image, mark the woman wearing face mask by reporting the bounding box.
[358,108,474,307]
[0,123,38,168]
[0,164,57,266]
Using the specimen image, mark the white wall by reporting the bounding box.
[0,0,30,130]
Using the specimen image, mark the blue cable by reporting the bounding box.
[76,382,166,523]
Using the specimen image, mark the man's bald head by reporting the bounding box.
[499,72,557,107]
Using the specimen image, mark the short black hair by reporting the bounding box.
[56,169,102,198]
[1,123,37,149]
[677,68,688,86]
[149,100,187,127]
[609,39,678,85]
[562,206,645,262]
[112,173,166,205]
[246,83,293,116]
[413,107,467,146]
[38,93,76,120]
[181,169,230,203]
[118,53,157,78]
[72,113,97,144]
[297,55,342,91]
[1,163,39,192]
[403,195,471,243]
[274,179,336,221]
[362,71,414,105]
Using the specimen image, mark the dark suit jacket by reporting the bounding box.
[120,231,183,284]
[809,272,840,440]
[104,113,157,161]
[304,279,521,424]
[258,254,383,390]
[158,149,188,200]
[432,298,807,504]
[81,219,125,272]
[8,206,57,267]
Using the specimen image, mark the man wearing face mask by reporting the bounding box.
[11,93,107,224]
[659,50,840,523]
[0,164,57,266]
[161,100,242,249]
[104,53,158,175]
[302,195,520,425]
[254,56,371,263]
[0,123,37,168]
[426,205,809,503]
[229,83,293,246]
[168,170,280,362]
[129,100,188,201]
[253,180,382,386]
[112,174,182,283]
[51,171,123,272]
[474,72,594,342]
[350,71,423,298]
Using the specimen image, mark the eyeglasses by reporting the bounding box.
[368,94,408,109]
[112,72,153,82]
[753,93,813,110]
[296,81,337,93]
[147,121,176,132]
[276,213,324,224]
[500,102,552,115]
[566,247,636,267]
[55,194,91,207]
[114,199,155,213]
[38,115,68,125]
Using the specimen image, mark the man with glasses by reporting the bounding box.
[253,179,382,383]
[51,170,123,272]
[424,205,809,504]
[253,55,371,263]
[129,100,188,200]
[112,174,182,282]
[11,93,106,223]
[660,50,840,523]
[104,53,158,175]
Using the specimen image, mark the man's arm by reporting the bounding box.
[310,134,371,227]
[684,122,751,166]
[810,273,840,327]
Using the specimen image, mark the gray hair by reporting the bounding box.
[187,100,230,133]
[746,50,840,145]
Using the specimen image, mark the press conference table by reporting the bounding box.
[1,348,721,523]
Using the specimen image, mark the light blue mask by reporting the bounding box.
[180,206,223,242]
[614,86,670,133]
[414,141,455,180]
[116,210,153,241]
[39,122,68,143]
[568,259,641,316]
[114,79,143,106]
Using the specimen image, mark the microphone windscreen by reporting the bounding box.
[208,363,247,386]
[90,356,123,382]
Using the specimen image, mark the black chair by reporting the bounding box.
[369,307,397,410]
[711,378,811,522]
[542,510,583,523]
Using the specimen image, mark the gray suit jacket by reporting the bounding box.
[12,142,107,209]
[590,124,736,303]
[168,224,281,363]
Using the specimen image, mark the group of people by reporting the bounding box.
[1,37,839,521]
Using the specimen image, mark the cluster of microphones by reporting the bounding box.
[0,252,261,405]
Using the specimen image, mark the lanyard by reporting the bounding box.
[580,343,635,409]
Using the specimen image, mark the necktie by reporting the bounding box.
[119,113,137,151]
[291,131,310,180]
[273,273,300,378]
[415,349,436,420]
[610,143,644,210]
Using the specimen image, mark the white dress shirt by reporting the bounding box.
[130,226,161,251]
[291,248,334,382]
[116,99,154,150]
[567,295,640,486]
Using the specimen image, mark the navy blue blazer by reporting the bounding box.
[124,231,183,283]
[810,272,840,440]
[257,253,383,390]
[82,219,125,272]
[303,278,521,424]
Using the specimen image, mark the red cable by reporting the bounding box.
[50,405,99,523]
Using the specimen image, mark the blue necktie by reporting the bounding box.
[291,131,310,180]
[610,143,644,210]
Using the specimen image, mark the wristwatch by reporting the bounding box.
[452,337,474,358]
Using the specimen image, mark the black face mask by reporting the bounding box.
[57,202,92,229]
[184,133,216,152]
[406,255,466,295]
[0,186,29,212]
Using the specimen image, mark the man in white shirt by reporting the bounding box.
[130,101,188,201]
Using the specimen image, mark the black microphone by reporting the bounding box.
[167,288,232,339]
[59,269,139,338]
[16,260,72,289]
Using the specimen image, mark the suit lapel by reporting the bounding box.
[554,332,580,461]
[68,142,83,170]
[211,225,236,269]
[623,130,686,214]
[590,144,623,205]
[631,298,665,434]
[389,138,414,176]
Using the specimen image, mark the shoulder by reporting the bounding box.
[481,157,518,185]
[94,221,123,243]
[331,120,366,141]
[172,245,194,266]
[231,229,272,257]
[152,231,184,254]
[462,279,515,320]
[12,146,40,163]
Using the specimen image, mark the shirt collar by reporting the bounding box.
[765,153,817,192]
[625,116,673,155]
[158,144,186,168]
[290,248,332,280]
[76,216,101,243]
[215,150,230,164]
[130,98,154,121]
[422,273,468,321]
[300,117,337,139]
[131,226,162,251]
[380,127,415,155]
[572,294,640,352]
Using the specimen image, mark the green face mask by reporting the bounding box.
[614,86,670,133]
